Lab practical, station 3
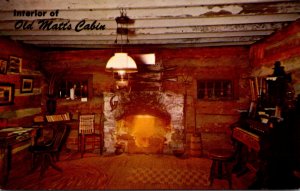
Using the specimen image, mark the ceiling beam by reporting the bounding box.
[0,22,288,36]
[9,31,271,41]
[0,14,299,30]
[1,2,299,20]
[31,41,256,49]
[0,0,296,10]
[22,36,262,45]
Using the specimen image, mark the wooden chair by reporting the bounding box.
[78,114,101,157]
[29,124,70,178]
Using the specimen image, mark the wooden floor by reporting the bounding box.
[4,151,256,190]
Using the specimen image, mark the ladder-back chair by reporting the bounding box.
[78,113,100,157]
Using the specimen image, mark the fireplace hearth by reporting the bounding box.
[103,91,184,154]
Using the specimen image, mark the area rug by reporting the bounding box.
[6,153,212,190]
[105,154,212,189]
[115,168,210,189]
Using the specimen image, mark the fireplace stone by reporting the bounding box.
[103,91,184,154]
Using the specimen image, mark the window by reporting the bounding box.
[56,75,92,99]
[197,80,234,100]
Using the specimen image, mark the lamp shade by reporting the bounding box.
[106,53,137,73]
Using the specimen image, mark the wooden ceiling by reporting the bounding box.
[0,0,300,49]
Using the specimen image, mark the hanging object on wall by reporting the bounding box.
[109,93,119,111]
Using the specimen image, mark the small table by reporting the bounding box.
[0,127,36,187]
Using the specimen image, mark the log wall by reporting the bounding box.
[0,37,43,126]
[250,20,300,95]
[41,46,250,154]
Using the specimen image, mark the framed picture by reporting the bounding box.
[0,59,8,74]
[8,56,22,73]
[0,83,15,105]
[21,77,33,93]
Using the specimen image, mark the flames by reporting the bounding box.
[116,114,170,152]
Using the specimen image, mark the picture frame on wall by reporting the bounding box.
[0,83,15,105]
[0,59,8,74]
[20,77,33,93]
[8,56,22,73]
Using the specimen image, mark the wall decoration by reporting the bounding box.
[0,83,15,105]
[20,77,33,93]
[8,56,22,73]
[0,59,8,74]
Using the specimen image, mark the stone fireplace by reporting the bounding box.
[103,91,184,154]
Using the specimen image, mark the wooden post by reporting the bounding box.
[191,98,203,157]
[183,90,187,145]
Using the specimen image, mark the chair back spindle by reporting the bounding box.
[79,114,95,134]
[78,114,98,157]
[52,124,70,152]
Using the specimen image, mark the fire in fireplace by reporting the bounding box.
[103,91,184,154]
[116,114,171,154]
